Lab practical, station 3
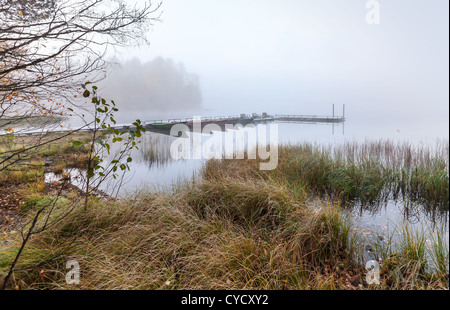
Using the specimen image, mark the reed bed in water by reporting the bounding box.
[270,140,449,210]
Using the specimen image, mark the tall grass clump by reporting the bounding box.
[0,177,360,290]
[371,224,448,290]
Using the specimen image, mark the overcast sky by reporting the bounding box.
[105,0,449,139]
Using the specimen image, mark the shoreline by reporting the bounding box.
[0,133,448,290]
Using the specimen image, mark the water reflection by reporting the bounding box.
[353,199,448,239]
[139,133,176,168]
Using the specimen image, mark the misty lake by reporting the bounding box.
[2,0,448,291]
[46,119,449,251]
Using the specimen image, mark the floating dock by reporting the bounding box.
[143,113,345,134]
[2,112,345,137]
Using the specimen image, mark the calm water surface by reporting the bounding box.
[47,120,449,247]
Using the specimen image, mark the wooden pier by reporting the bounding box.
[143,115,256,133]
[2,111,346,137]
[143,113,345,134]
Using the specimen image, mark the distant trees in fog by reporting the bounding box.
[102,57,202,112]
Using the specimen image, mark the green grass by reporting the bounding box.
[275,142,448,208]
[0,132,92,185]
[21,195,69,213]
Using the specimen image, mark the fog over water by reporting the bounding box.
[50,0,450,252]
[95,0,448,144]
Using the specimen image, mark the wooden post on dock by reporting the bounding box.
[332,104,335,135]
